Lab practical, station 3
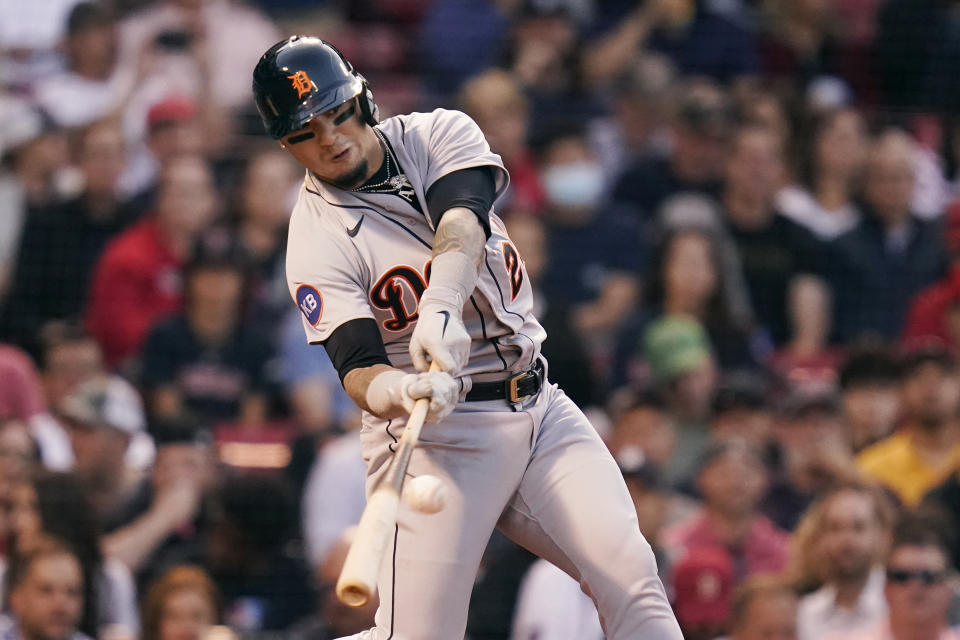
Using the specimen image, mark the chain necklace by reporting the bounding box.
[354,130,406,193]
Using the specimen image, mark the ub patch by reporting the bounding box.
[296,285,323,325]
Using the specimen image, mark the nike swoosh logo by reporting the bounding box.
[347,216,364,237]
[439,310,450,337]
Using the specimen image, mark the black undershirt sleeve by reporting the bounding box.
[425,166,496,238]
[321,318,392,383]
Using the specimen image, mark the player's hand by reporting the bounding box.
[400,371,458,422]
[409,293,471,375]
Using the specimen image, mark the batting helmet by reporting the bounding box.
[252,36,379,140]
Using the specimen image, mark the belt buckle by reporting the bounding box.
[508,369,534,404]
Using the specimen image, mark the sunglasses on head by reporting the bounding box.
[886,567,947,585]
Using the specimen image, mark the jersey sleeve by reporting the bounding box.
[286,206,374,344]
[422,109,509,201]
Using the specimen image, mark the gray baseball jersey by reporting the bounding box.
[286,109,682,640]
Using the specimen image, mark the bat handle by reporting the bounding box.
[334,360,444,607]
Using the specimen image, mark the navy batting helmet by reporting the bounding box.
[252,36,379,140]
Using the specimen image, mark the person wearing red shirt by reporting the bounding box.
[86,155,216,367]
[902,200,960,351]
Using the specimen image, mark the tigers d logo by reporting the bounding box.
[287,70,315,99]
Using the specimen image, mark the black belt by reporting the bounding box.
[465,360,544,403]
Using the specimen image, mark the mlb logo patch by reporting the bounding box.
[296,284,322,325]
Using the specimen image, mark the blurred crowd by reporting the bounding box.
[3,0,960,638]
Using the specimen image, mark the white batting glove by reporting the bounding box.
[409,291,471,375]
[366,369,459,422]
[401,371,458,422]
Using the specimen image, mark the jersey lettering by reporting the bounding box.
[296,285,323,325]
[371,266,427,331]
[502,242,524,300]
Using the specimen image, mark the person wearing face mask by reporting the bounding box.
[537,131,645,393]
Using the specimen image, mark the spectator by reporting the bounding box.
[612,78,730,223]
[607,388,679,476]
[838,345,902,453]
[0,536,91,640]
[795,482,894,640]
[617,224,761,383]
[670,547,735,640]
[28,321,107,470]
[86,154,217,368]
[0,344,46,429]
[536,130,643,366]
[228,148,301,330]
[500,3,596,144]
[902,200,960,352]
[32,3,138,129]
[57,374,151,524]
[769,276,843,394]
[777,107,867,241]
[206,474,314,632]
[720,124,826,344]
[287,528,378,640]
[641,315,718,485]
[141,565,221,640]
[458,69,544,218]
[6,473,138,637]
[0,419,39,550]
[829,130,946,342]
[582,0,758,86]
[857,346,960,507]
[1,119,140,352]
[588,53,676,180]
[101,421,215,587]
[709,373,776,459]
[0,101,70,301]
[139,234,275,427]
[662,440,790,584]
[763,389,858,531]
[758,0,855,99]
[118,0,280,114]
[830,512,960,639]
[122,96,205,208]
[727,575,799,640]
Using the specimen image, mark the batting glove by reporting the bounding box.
[366,369,459,422]
[409,291,471,375]
[401,371,459,422]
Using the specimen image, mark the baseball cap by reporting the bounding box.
[671,547,734,627]
[778,386,841,420]
[712,371,770,415]
[642,315,712,383]
[58,375,145,436]
[147,96,197,131]
[673,80,732,137]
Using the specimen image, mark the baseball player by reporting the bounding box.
[252,36,682,640]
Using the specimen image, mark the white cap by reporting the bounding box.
[59,375,146,436]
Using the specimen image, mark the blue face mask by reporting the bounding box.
[542,162,606,210]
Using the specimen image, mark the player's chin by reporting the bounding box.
[331,158,369,190]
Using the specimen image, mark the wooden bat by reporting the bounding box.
[336,362,441,607]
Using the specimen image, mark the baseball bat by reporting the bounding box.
[336,362,441,607]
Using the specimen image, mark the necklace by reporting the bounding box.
[354,130,400,192]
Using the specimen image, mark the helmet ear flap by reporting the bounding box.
[356,74,379,126]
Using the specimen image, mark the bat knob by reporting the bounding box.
[337,582,371,608]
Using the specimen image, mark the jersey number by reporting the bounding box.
[502,242,523,300]
[371,266,427,331]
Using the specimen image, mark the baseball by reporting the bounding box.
[404,475,448,514]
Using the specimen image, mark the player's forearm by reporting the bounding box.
[432,207,485,267]
[344,363,409,419]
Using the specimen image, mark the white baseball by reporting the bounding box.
[404,475,448,514]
